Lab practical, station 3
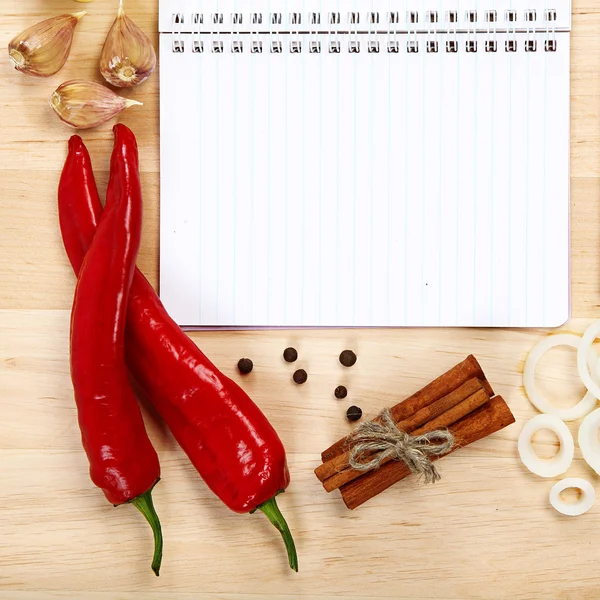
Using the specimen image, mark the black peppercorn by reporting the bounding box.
[283,347,298,363]
[237,358,253,375]
[346,405,362,421]
[339,349,357,367]
[334,385,348,399]
[293,369,308,384]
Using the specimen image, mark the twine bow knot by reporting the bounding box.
[347,408,455,484]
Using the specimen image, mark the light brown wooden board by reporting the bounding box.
[2,310,600,598]
[2,0,600,597]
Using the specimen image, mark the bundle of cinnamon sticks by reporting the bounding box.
[315,355,515,509]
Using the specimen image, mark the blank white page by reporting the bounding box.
[159,2,571,328]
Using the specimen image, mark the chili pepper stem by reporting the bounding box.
[130,489,163,576]
[257,496,298,572]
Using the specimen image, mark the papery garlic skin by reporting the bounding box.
[8,12,85,77]
[100,5,156,88]
[49,80,142,129]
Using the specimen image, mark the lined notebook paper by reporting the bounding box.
[158,1,571,328]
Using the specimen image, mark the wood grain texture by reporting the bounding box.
[1,0,600,597]
[2,310,600,598]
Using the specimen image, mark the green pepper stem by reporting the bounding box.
[257,495,298,572]
[131,489,163,576]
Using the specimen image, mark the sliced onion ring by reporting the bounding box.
[578,408,600,475]
[524,333,598,421]
[549,478,595,517]
[577,320,600,403]
[518,414,574,477]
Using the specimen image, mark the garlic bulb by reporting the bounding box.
[8,12,85,77]
[49,80,142,129]
[100,2,156,88]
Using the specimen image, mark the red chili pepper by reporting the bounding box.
[58,133,297,571]
[62,125,163,576]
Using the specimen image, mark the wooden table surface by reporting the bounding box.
[2,1,600,598]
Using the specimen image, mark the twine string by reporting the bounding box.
[347,408,455,484]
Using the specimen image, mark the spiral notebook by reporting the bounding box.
[158,1,571,328]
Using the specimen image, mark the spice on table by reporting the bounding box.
[316,356,515,509]
[283,347,298,363]
[339,350,357,367]
[58,134,298,572]
[293,369,308,384]
[343,396,514,509]
[8,12,85,77]
[100,0,156,88]
[237,358,253,375]
[347,409,454,484]
[334,385,348,399]
[321,356,494,462]
[321,381,489,492]
[65,125,162,575]
[346,406,362,421]
[50,80,142,129]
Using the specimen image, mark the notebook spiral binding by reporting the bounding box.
[171,9,559,54]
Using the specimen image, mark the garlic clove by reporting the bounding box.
[100,3,156,88]
[49,80,142,129]
[8,12,85,77]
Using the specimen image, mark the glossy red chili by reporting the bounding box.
[60,125,163,576]
[58,133,297,571]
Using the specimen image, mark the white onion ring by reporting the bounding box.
[518,414,574,477]
[549,478,595,517]
[578,408,600,475]
[594,353,600,380]
[524,333,598,421]
[577,320,600,403]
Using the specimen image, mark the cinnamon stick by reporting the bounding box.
[396,378,485,433]
[314,377,485,485]
[339,395,515,510]
[411,388,490,435]
[320,387,491,493]
[321,355,493,462]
